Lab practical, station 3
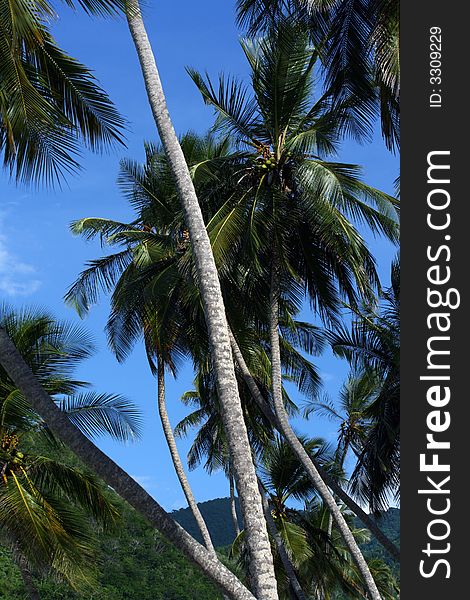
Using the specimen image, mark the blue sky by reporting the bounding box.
[0,1,398,511]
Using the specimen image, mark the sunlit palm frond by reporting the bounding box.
[58,392,142,442]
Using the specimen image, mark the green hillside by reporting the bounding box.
[0,496,223,600]
[0,497,399,599]
[173,498,400,565]
[358,508,400,571]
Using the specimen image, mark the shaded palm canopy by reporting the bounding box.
[66,129,324,424]
[0,0,125,184]
[0,0,402,598]
[187,21,398,326]
[67,22,398,349]
[66,14,399,517]
[0,305,141,586]
[304,369,379,470]
[236,0,399,151]
[328,257,400,512]
[231,436,399,600]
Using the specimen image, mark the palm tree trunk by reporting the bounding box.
[229,464,241,538]
[14,552,41,600]
[268,255,382,600]
[258,484,307,600]
[326,512,333,555]
[0,328,256,600]
[229,329,400,561]
[157,359,215,554]
[125,3,278,598]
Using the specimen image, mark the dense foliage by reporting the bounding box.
[0,498,399,599]
[0,496,222,599]
[0,0,400,598]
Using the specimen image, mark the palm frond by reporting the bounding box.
[58,392,142,442]
[187,68,262,145]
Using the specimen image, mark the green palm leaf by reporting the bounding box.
[58,391,142,442]
[0,0,125,184]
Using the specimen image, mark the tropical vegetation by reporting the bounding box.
[0,0,400,599]
[0,495,400,600]
[0,305,141,597]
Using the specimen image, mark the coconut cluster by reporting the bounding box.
[1,433,25,473]
[256,154,277,171]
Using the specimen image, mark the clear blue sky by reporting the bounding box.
[0,1,398,511]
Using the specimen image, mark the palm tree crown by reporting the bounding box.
[0,304,141,586]
[329,257,400,511]
[0,0,126,184]
[236,0,399,151]
[189,21,398,325]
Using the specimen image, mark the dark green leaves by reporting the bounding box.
[0,0,125,184]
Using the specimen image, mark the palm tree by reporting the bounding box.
[176,370,274,475]
[125,3,279,595]
[66,134,250,557]
[295,501,398,600]
[256,436,330,600]
[0,326,258,600]
[0,0,275,593]
[0,0,125,183]
[175,313,324,484]
[175,309,325,600]
[236,0,400,151]
[67,131,328,586]
[178,385,314,600]
[329,257,400,512]
[303,370,378,470]
[1,430,117,596]
[0,304,141,597]
[189,21,398,598]
[115,140,222,556]
[126,129,399,561]
[176,349,367,600]
[177,379,256,546]
[0,304,141,444]
[303,370,378,563]
[227,308,399,560]
[233,435,398,600]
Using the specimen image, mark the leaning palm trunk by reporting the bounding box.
[327,513,334,548]
[0,328,256,600]
[157,359,215,554]
[268,257,382,600]
[125,3,278,598]
[228,330,399,561]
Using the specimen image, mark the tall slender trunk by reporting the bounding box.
[157,359,215,554]
[326,512,334,560]
[229,464,241,538]
[0,328,255,600]
[125,3,278,598]
[268,255,382,600]
[14,552,41,600]
[258,484,307,600]
[229,329,400,561]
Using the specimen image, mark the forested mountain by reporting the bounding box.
[0,497,399,599]
[172,497,243,548]
[173,498,400,560]
[359,508,400,573]
[174,498,400,576]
